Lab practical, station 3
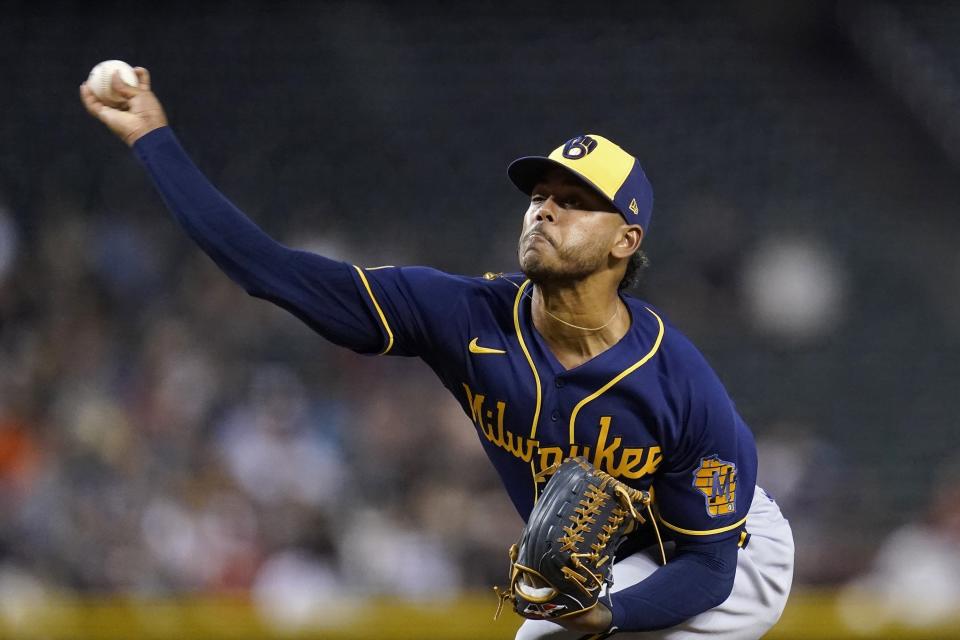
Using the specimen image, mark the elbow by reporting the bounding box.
[241,281,269,299]
[220,273,272,300]
[702,546,738,609]
[215,248,299,299]
[679,565,733,617]
[705,570,736,609]
[680,538,739,610]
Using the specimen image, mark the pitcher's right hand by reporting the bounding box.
[81,66,168,147]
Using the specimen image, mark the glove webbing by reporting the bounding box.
[578,460,667,567]
[493,459,667,620]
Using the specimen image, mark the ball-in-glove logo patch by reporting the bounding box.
[561,135,598,159]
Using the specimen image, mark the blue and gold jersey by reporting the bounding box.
[133,126,760,629]
[350,266,757,544]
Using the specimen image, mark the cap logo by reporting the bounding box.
[629,198,639,215]
[561,135,598,160]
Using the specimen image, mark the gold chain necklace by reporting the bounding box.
[485,272,621,332]
[541,301,620,332]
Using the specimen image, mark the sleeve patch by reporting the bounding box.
[692,455,737,518]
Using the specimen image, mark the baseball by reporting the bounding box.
[87,60,138,104]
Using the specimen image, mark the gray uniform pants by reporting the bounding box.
[515,488,795,640]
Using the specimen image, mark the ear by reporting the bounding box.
[611,225,644,260]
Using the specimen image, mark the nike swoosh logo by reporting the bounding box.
[469,337,506,355]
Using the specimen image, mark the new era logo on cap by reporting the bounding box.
[507,134,654,232]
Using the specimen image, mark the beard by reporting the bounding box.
[517,231,608,285]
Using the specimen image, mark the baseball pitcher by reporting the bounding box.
[81,68,794,639]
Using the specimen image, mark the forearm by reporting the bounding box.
[611,540,737,632]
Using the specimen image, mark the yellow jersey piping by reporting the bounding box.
[352,265,394,355]
[513,280,542,440]
[567,306,665,444]
[513,280,543,503]
[658,514,748,537]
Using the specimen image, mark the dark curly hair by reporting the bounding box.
[618,250,650,291]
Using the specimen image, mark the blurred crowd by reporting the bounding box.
[0,197,522,626]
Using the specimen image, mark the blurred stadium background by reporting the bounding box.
[2,0,960,638]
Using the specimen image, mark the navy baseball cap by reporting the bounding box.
[508,134,654,232]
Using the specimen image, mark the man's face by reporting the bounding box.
[517,169,626,285]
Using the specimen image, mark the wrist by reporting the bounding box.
[129,125,172,150]
[124,123,163,147]
[557,602,612,633]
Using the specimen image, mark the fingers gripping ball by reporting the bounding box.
[494,457,664,621]
[87,60,138,104]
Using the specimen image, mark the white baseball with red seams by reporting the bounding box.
[87,60,138,104]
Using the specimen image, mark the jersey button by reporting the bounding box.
[555,378,564,388]
[551,410,560,421]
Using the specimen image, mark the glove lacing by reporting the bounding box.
[493,459,667,620]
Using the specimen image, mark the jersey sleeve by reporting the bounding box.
[652,348,758,544]
[610,538,738,631]
[134,127,481,363]
[133,126,389,354]
[347,265,476,359]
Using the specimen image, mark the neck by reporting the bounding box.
[530,276,630,369]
